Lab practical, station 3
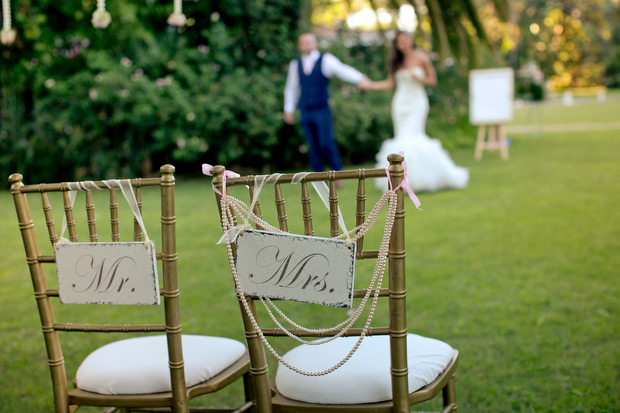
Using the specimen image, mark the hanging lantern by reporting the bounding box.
[167,0,186,27]
[1,0,17,45]
[91,0,111,28]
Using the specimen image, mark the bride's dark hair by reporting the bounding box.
[390,31,415,74]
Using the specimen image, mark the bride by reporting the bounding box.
[370,31,469,192]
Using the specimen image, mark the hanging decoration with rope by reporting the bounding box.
[1,0,17,45]
[167,0,186,27]
[3,0,188,36]
[91,0,111,29]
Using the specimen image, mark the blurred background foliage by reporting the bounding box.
[482,0,615,93]
[0,0,618,182]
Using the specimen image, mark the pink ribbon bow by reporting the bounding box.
[385,153,422,209]
[202,164,240,197]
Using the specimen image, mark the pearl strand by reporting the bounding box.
[259,192,396,339]
[220,190,399,376]
[265,193,397,375]
[229,191,391,336]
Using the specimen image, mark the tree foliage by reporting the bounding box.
[512,0,609,90]
[311,0,510,66]
[1,0,304,181]
[479,0,617,93]
[603,0,620,88]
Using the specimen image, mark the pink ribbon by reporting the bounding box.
[385,153,422,209]
[202,163,240,197]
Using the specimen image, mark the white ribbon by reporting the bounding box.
[59,179,149,243]
[292,173,350,244]
[205,165,351,244]
[249,173,350,244]
[309,181,350,243]
[250,173,282,213]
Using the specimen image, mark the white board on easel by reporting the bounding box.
[469,68,514,125]
[469,68,514,160]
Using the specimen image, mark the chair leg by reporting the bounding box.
[242,372,256,412]
[442,374,457,412]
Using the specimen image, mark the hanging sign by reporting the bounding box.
[235,230,356,308]
[54,241,159,305]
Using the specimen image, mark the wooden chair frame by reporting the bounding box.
[211,154,458,413]
[9,165,251,413]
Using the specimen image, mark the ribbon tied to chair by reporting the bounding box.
[386,152,422,210]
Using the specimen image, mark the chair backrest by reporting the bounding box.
[8,165,189,411]
[211,154,411,411]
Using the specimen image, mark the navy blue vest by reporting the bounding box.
[298,54,330,111]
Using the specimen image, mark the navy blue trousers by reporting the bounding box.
[300,106,342,172]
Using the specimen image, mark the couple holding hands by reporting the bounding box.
[283,32,468,193]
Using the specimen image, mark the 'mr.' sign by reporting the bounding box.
[54,241,159,305]
[235,230,356,308]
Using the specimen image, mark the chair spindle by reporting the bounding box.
[85,191,98,242]
[355,173,366,257]
[133,183,143,241]
[300,181,314,236]
[109,189,120,241]
[40,192,58,246]
[328,177,339,238]
[274,183,288,232]
[62,189,78,242]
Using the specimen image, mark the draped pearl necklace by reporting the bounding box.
[219,189,398,376]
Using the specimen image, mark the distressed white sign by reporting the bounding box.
[235,230,356,308]
[54,241,160,305]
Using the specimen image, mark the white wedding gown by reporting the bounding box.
[376,67,469,192]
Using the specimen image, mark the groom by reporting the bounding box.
[284,32,371,172]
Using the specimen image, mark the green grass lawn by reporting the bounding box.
[511,89,620,126]
[1,98,619,411]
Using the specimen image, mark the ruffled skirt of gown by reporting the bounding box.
[375,134,469,192]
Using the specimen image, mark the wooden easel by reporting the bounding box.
[474,124,509,161]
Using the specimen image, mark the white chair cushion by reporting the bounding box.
[275,334,454,404]
[76,334,246,395]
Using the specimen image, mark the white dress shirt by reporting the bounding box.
[283,50,366,113]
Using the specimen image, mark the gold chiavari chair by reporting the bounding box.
[8,165,252,412]
[209,154,458,412]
